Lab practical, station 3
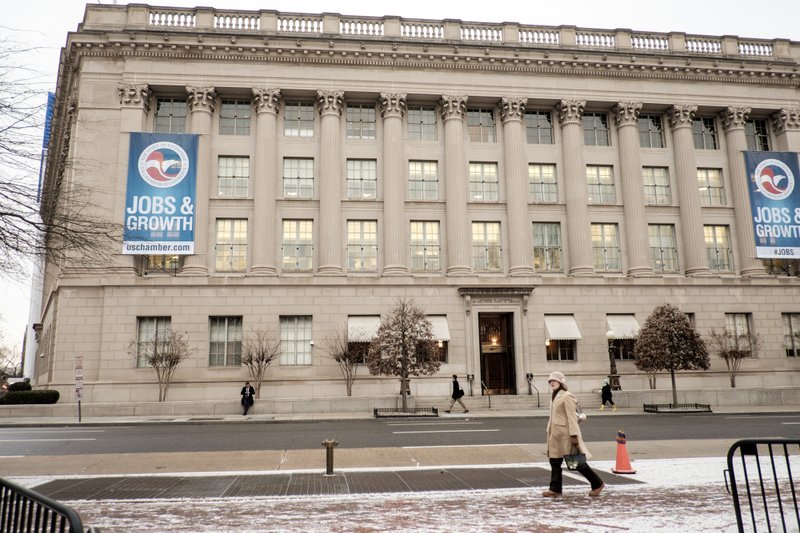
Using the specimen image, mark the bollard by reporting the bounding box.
[321,439,339,475]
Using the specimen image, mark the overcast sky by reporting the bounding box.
[2,0,799,354]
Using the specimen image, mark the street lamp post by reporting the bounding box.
[605,330,622,390]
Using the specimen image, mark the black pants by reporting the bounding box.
[602,396,615,406]
[549,457,603,492]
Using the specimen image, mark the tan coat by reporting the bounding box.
[546,389,591,459]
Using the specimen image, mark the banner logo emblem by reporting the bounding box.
[753,158,794,201]
[137,141,190,188]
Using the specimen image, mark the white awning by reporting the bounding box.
[348,316,381,342]
[544,315,582,340]
[606,315,640,339]
[428,316,451,341]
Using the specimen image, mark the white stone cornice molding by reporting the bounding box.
[720,107,751,131]
[379,93,407,119]
[556,100,586,127]
[316,90,345,116]
[668,104,698,130]
[253,88,282,115]
[118,83,151,113]
[439,95,468,121]
[186,86,217,114]
[612,102,643,128]
[771,107,800,134]
[500,97,527,123]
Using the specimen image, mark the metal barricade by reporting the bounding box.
[0,476,88,532]
[724,439,800,533]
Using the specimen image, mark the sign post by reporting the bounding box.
[75,356,83,423]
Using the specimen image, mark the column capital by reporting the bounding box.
[186,86,216,113]
[556,100,586,126]
[316,90,345,116]
[720,107,751,132]
[253,88,282,115]
[500,97,527,123]
[379,93,407,119]
[118,83,151,113]
[439,95,468,120]
[667,104,697,129]
[771,107,800,135]
[612,102,642,128]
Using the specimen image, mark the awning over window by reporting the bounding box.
[606,315,640,339]
[348,316,381,342]
[544,315,582,340]
[429,316,451,341]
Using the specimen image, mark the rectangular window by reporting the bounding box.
[209,316,242,366]
[546,339,576,361]
[745,119,770,151]
[467,109,496,142]
[280,315,312,365]
[284,102,314,137]
[144,255,180,274]
[219,100,251,135]
[432,341,449,363]
[282,220,314,272]
[218,156,249,198]
[648,224,678,272]
[528,164,558,203]
[472,222,502,271]
[408,161,439,200]
[347,220,378,272]
[525,111,553,144]
[642,167,671,205]
[469,162,499,201]
[410,221,441,272]
[154,98,187,133]
[763,258,799,276]
[215,219,248,272]
[610,339,636,361]
[698,168,725,206]
[592,223,621,272]
[136,317,171,368]
[705,225,733,271]
[407,106,437,141]
[283,158,314,199]
[725,313,753,357]
[639,115,665,148]
[586,165,615,204]
[692,117,718,149]
[532,222,563,272]
[582,113,610,146]
[346,104,377,139]
[783,313,800,357]
[346,159,378,199]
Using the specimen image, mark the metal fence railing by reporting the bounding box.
[724,439,800,533]
[1,476,89,532]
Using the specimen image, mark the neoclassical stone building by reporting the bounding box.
[33,4,800,411]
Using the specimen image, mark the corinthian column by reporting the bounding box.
[772,107,800,152]
[612,102,652,276]
[380,93,410,276]
[440,95,472,276]
[501,97,535,276]
[556,100,594,276]
[250,89,281,276]
[317,90,345,276]
[181,86,216,275]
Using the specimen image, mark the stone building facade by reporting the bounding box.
[34,4,800,408]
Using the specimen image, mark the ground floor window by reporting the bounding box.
[546,339,575,361]
[136,317,171,368]
[280,316,312,365]
[209,316,243,366]
[610,339,636,360]
[784,313,800,357]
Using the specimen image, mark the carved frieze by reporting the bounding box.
[316,90,345,116]
[612,102,642,127]
[439,95,468,120]
[186,86,217,113]
[379,93,407,118]
[118,83,151,113]
[500,97,527,123]
[772,107,800,134]
[555,100,586,126]
[253,88,282,115]
[720,107,751,131]
[667,104,698,129]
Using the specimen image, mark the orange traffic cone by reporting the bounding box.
[611,429,636,474]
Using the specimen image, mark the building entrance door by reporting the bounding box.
[478,313,516,395]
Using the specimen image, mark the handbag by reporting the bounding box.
[576,403,587,424]
[455,388,464,399]
[564,446,587,471]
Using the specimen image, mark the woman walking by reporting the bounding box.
[542,371,605,497]
[600,379,616,411]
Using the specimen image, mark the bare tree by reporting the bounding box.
[707,328,762,388]
[131,330,190,402]
[367,298,441,411]
[0,321,21,377]
[241,329,280,399]
[321,323,363,397]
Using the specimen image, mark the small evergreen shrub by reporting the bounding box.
[0,390,60,404]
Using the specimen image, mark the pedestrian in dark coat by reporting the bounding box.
[444,374,469,413]
[240,381,255,415]
[600,379,616,410]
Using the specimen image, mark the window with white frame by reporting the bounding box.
[219,100,251,135]
[642,167,671,205]
[408,161,438,200]
[215,219,247,272]
[546,339,576,361]
[525,111,553,144]
[698,168,725,206]
[705,225,733,271]
[280,315,312,365]
[692,117,718,149]
[528,164,557,203]
[410,221,441,272]
[282,220,313,272]
[284,102,314,137]
[592,223,621,272]
[218,156,249,198]
[638,115,665,148]
[582,113,610,146]
[209,316,242,366]
[136,317,171,368]
[283,158,314,199]
[154,98,187,133]
[467,109,496,142]
[783,313,800,357]
[745,119,770,151]
[648,224,678,272]
[346,159,377,199]
[469,162,499,201]
[532,222,562,272]
[725,313,753,356]
[407,106,437,141]
[346,104,377,139]
[586,165,615,204]
[472,222,502,271]
[347,220,378,272]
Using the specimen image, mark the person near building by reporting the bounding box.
[444,374,469,413]
[543,371,605,497]
[600,379,616,411]
[240,381,255,415]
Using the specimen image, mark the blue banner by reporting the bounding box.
[123,133,198,255]
[744,151,800,259]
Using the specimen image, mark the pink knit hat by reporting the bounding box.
[547,371,566,386]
